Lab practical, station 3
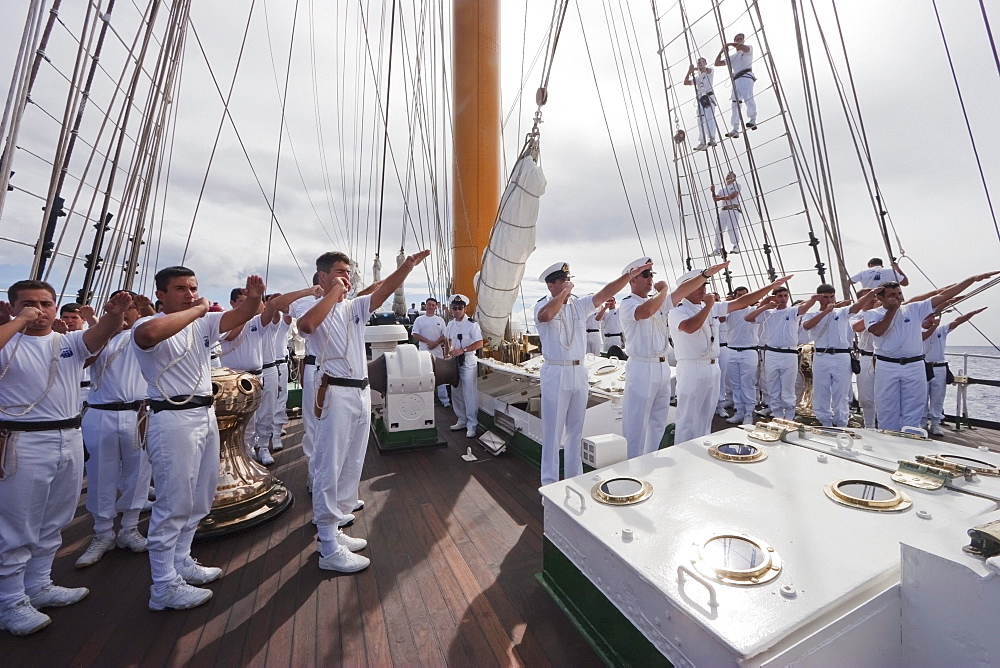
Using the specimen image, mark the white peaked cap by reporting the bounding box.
[449,294,470,306]
[622,257,654,276]
[539,261,572,283]
[676,269,705,285]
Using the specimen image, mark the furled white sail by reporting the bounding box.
[474,152,547,347]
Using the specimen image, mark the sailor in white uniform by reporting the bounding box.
[444,294,483,438]
[0,282,130,636]
[850,289,879,428]
[684,57,718,150]
[585,308,604,356]
[711,172,743,255]
[801,285,874,427]
[133,268,265,611]
[76,294,153,568]
[715,293,732,417]
[922,307,986,436]
[864,273,996,432]
[669,270,789,443]
[298,249,430,573]
[601,297,624,353]
[534,261,639,486]
[267,298,294,451]
[724,287,759,425]
[715,33,756,137]
[850,257,908,290]
[411,297,450,407]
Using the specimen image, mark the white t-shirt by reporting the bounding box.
[693,69,714,97]
[603,309,623,336]
[585,313,600,333]
[668,300,727,360]
[726,306,758,348]
[863,299,934,359]
[758,306,800,349]
[923,322,953,363]
[88,329,146,403]
[534,294,596,362]
[619,293,671,358]
[808,306,854,349]
[411,314,447,356]
[718,181,740,207]
[219,314,266,371]
[289,296,322,356]
[270,317,292,361]
[0,331,94,421]
[304,295,372,379]
[850,310,877,352]
[445,315,483,363]
[850,266,905,290]
[729,44,753,73]
[133,311,225,400]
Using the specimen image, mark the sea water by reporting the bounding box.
[944,346,1000,421]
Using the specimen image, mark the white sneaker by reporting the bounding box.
[257,448,275,466]
[117,527,147,553]
[76,533,117,568]
[175,558,222,585]
[337,531,367,552]
[929,424,944,437]
[726,414,745,424]
[449,422,467,431]
[281,429,287,437]
[271,438,284,452]
[338,513,356,528]
[441,402,451,408]
[466,428,477,438]
[149,578,213,611]
[352,499,365,512]
[319,546,370,573]
[28,584,89,610]
[0,599,50,636]
[693,143,707,151]
[716,406,729,418]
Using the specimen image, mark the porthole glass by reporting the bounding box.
[591,477,653,505]
[690,533,782,585]
[824,478,911,512]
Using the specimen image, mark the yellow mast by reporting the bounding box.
[451,0,500,315]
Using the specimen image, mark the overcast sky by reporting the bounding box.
[0,0,997,345]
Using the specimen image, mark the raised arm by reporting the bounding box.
[268,286,323,314]
[951,306,988,329]
[669,262,730,309]
[592,262,651,308]
[745,296,777,322]
[219,275,266,333]
[538,283,574,323]
[135,301,209,350]
[728,275,792,313]
[0,307,42,350]
[677,294,717,334]
[891,262,909,287]
[81,291,132,353]
[368,250,430,312]
[930,272,1000,309]
[297,278,348,335]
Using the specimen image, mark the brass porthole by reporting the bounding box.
[824,479,912,512]
[594,364,618,376]
[935,454,1000,477]
[709,442,768,463]
[690,533,782,586]
[591,477,653,506]
[238,377,256,395]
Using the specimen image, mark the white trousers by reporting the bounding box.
[540,364,588,486]
[0,429,83,606]
[452,357,478,428]
[312,385,370,544]
[728,348,759,418]
[856,354,876,428]
[272,361,288,438]
[717,346,731,405]
[145,407,220,588]
[301,362,319,470]
[674,359,721,444]
[623,360,672,459]
[730,76,756,131]
[875,361,927,432]
[82,408,152,535]
[586,332,602,356]
[255,366,278,452]
[716,209,742,251]
[764,351,798,420]
[696,99,718,145]
[926,365,948,426]
[812,353,852,427]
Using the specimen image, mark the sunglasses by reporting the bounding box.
[639,270,654,279]
[451,305,464,310]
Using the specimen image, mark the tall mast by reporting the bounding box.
[451,0,499,314]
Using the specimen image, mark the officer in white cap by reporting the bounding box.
[668,269,790,443]
[534,261,640,486]
[619,258,728,459]
[444,294,483,438]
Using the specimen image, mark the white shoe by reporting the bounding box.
[441,402,451,408]
[449,422,467,431]
[708,140,717,147]
[257,448,274,466]
[929,424,944,437]
[337,531,367,552]
[742,416,754,425]
[716,406,729,418]
[725,130,740,138]
[175,558,222,585]
[319,546,370,573]
[338,513,356,528]
[0,599,50,636]
[28,584,89,610]
[693,143,707,151]
[271,438,284,452]
[117,527,147,553]
[711,248,723,257]
[149,578,213,611]
[466,428,477,438]
[726,414,745,424]
[76,533,117,568]
[352,499,365,512]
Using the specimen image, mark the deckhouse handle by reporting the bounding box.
[677,564,719,610]
[564,486,586,514]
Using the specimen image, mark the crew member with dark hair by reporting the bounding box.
[922,307,987,436]
[716,32,756,137]
[411,297,450,407]
[444,294,483,438]
[850,257,908,290]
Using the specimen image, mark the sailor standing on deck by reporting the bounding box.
[133,267,265,611]
[724,286,759,425]
[0,283,130,636]
[716,33,757,137]
[266,296,294,451]
[922,307,986,436]
[601,297,624,353]
[684,57,718,150]
[534,261,640,486]
[298,249,430,573]
[850,289,879,428]
[585,303,605,356]
[444,294,484,438]
[411,297,451,408]
[669,270,789,443]
[864,273,997,432]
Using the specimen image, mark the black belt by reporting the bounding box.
[244,368,262,375]
[304,354,317,366]
[276,359,287,365]
[147,395,214,413]
[764,346,797,354]
[815,348,851,355]
[323,375,369,389]
[0,415,82,431]
[262,361,278,369]
[88,400,143,412]
[859,350,874,357]
[80,380,91,388]
[729,345,758,352]
[719,343,728,348]
[929,361,948,368]
[875,354,924,365]
[586,329,599,333]
[604,333,623,338]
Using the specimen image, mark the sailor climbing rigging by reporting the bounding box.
[716,33,756,137]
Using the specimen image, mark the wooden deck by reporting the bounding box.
[3,406,602,666]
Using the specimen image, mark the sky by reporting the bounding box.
[0,0,998,345]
